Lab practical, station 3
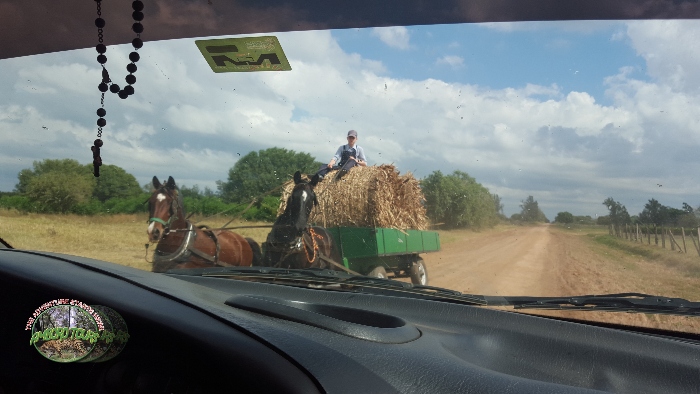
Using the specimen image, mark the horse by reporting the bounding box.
[262,171,341,269]
[147,176,261,273]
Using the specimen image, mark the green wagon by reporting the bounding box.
[325,227,440,285]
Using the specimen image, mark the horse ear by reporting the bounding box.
[152,176,161,189]
[309,173,320,187]
[293,171,302,184]
[166,176,176,190]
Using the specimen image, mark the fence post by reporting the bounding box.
[670,229,675,251]
[690,228,700,257]
[647,226,651,244]
[654,225,658,245]
[682,227,687,254]
[662,226,666,249]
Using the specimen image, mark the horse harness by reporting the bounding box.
[265,227,324,268]
[149,189,223,265]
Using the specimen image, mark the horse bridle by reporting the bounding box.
[148,188,181,232]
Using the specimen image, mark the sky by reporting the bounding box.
[1,20,699,220]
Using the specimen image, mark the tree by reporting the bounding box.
[15,159,92,194]
[88,164,142,202]
[602,197,630,235]
[421,170,498,229]
[492,194,504,216]
[554,212,574,224]
[218,148,323,203]
[638,198,665,226]
[26,172,94,213]
[519,196,548,222]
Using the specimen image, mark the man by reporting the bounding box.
[316,129,367,180]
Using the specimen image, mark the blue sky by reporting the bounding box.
[1,21,699,220]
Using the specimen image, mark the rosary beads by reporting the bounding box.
[92,0,145,177]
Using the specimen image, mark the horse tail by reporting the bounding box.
[246,237,262,266]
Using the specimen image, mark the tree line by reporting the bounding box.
[1,148,553,228]
[552,197,699,229]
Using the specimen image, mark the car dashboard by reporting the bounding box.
[1,248,699,394]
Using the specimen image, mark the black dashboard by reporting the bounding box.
[1,249,699,393]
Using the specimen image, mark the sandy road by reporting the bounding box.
[425,225,562,296]
[422,224,700,333]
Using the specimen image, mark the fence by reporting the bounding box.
[609,224,700,257]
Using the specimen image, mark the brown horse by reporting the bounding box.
[147,176,261,273]
[262,171,340,269]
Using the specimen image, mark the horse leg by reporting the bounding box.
[246,237,262,266]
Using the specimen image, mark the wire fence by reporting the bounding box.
[609,224,700,257]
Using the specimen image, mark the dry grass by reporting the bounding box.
[280,165,428,230]
[0,209,271,272]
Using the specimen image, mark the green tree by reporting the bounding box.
[638,198,665,225]
[15,159,92,194]
[219,148,323,203]
[519,196,548,222]
[88,164,142,202]
[421,170,498,229]
[603,197,630,235]
[554,211,574,224]
[26,172,94,213]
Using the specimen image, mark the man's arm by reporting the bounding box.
[355,146,367,167]
[328,145,344,168]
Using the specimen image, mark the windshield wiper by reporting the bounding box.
[167,266,487,305]
[484,293,700,317]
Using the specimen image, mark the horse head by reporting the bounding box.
[267,171,320,244]
[147,176,184,243]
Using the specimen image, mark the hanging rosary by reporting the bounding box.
[91,0,144,177]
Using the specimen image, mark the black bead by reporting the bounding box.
[125,74,136,85]
[95,18,105,28]
[98,83,108,92]
[132,38,143,49]
[132,1,144,11]
[118,90,129,99]
[96,44,106,54]
[129,52,140,62]
[132,11,144,21]
[132,23,143,34]
[96,108,106,117]
[94,139,103,148]
[126,63,137,73]
[97,54,107,64]
[110,84,120,93]
[97,118,107,127]
[124,85,135,95]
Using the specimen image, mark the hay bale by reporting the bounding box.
[278,165,428,230]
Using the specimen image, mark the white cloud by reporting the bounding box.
[2,25,700,219]
[371,26,411,50]
[435,55,464,69]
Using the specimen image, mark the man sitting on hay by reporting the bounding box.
[316,129,367,180]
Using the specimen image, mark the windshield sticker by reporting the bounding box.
[195,36,292,73]
[26,299,129,363]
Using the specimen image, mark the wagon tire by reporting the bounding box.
[410,257,428,286]
[367,266,387,279]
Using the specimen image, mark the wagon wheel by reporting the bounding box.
[367,266,387,279]
[409,257,428,286]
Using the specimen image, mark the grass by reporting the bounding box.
[0,209,271,272]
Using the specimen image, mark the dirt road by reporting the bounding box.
[425,225,563,296]
[423,224,700,333]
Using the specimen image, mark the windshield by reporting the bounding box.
[2,19,700,334]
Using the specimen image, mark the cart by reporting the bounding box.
[325,227,440,285]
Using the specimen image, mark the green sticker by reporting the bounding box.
[195,36,292,73]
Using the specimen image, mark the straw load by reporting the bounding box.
[278,164,428,230]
